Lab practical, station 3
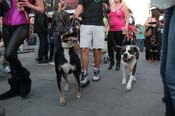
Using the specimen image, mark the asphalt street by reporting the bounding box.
[0,49,165,116]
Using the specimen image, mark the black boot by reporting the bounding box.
[0,78,20,100]
[108,61,114,70]
[19,77,32,98]
[115,61,120,71]
[16,69,32,98]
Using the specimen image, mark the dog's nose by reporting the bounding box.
[123,53,128,58]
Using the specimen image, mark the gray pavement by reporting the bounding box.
[0,48,165,116]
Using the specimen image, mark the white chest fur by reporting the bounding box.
[60,49,76,74]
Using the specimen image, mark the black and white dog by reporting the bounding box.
[54,19,81,105]
[121,45,140,90]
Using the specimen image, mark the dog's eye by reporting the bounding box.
[128,49,134,54]
[121,48,125,53]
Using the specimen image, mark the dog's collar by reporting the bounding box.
[62,46,74,49]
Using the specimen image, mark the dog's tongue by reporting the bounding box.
[123,57,128,62]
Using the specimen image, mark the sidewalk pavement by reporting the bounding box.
[0,49,165,116]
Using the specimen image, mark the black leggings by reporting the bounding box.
[107,31,124,63]
[3,24,30,78]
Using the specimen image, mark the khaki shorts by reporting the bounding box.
[80,25,105,49]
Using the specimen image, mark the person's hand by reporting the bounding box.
[73,14,82,22]
[18,0,32,9]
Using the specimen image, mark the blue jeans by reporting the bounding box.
[137,39,144,52]
[160,5,175,116]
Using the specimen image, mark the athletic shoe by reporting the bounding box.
[92,69,101,81]
[80,72,90,88]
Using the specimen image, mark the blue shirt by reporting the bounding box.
[151,0,175,9]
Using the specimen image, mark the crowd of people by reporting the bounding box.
[0,0,175,116]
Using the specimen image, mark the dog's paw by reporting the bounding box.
[76,95,81,99]
[60,97,66,106]
[76,91,81,99]
[126,84,131,91]
[122,79,126,85]
[64,83,69,91]
[132,76,136,82]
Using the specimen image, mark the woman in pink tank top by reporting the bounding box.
[107,0,129,71]
[0,0,44,100]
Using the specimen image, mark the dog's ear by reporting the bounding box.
[131,46,139,59]
[121,46,126,54]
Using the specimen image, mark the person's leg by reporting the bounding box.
[138,39,144,52]
[34,33,40,60]
[140,39,144,52]
[79,25,92,86]
[81,48,89,73]
[161,7,175,116]
[114,31,123,71]
[0,25,31,100]
[43,33,49,61]
[145,37,150,60]
[92,26,105,81]
[166,5,175,114]
[107,31,115,70]
[37,32,48,63]
[49,43,54,61]
[137,39,141,51]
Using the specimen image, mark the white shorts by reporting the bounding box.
[80,25,105,49]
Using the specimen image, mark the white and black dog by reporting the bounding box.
[121,45,140,90]
[54,19,81,105]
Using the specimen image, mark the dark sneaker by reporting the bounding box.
[38,60,48,65]
[80,72,90,88]
[92,69,101,81]
[115,63,120,71]
[108,61,114,70]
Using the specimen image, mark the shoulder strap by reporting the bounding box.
[118,3,123,10]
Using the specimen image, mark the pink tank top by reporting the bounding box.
[3,0,35,26]
[108,4,125,31]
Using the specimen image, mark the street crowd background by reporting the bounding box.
[0,0,175,116]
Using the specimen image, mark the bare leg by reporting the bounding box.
[94,49,102,69]
[81,48,89,72]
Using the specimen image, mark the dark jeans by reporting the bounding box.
[137,39,144,52]
[37,32,49,61]
[49,43,54,61]
[160,5,175,116]
[3,24,29,77]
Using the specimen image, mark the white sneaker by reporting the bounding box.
[92,69,101,81]
[3,66,11,74]
[80,72,90,87]
[49,62,55,65]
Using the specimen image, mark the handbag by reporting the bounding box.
[144,26,152,37]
